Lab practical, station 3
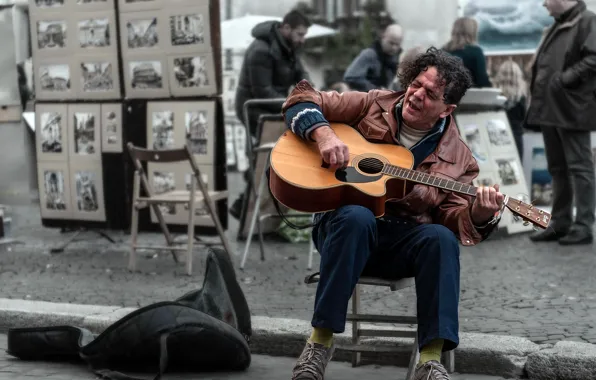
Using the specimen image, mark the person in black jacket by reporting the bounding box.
[443,17,492,88]
[234,10,312,138]
[231,10,312,220]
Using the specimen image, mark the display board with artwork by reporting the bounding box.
[118,0,219,99]
[30,0,122,101]
[456,110,533,235]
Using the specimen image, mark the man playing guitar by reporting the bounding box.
[284,47,504,380]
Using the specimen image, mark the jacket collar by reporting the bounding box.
[375,92,458,164]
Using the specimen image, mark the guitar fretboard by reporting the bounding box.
[382,164,477,196]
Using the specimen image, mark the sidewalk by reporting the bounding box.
[0,335,506,380]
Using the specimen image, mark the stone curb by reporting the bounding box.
[0,298,591,379]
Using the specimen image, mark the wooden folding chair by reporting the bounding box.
[127,143,232,275]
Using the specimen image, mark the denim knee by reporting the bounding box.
[416,224,460,257]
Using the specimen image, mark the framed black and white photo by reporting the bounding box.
[147,162,178,224]
[34,58,77,100]
[165,6,211,54]
[152,110,175,150]
[182,101,215,164]
[29,0,66,16]
[36,103,69,161]
[119,11,165,53]
[37,161,73,220]
[117,0,163,13]
[74,0,114,12]
[76,55,121,99]
[68,104,102,162]
[182,167,216,226]
[123,55,170,98]
[496,157,522,187]
[74,11,117,54]
[69,162,106,221]
[101,103,123,153]
[167,52,217,96]
[30,12,72,58]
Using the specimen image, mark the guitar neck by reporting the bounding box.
[382,164,477,196]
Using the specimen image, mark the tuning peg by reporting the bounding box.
[523,221,530,226]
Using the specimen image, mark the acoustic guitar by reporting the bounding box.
[268,123,551,230]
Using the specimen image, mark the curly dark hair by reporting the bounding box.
[397,47,473,104]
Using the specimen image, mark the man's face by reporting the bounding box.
[283,24,308,49]
[381,34,402,56]
[402,67,456,130]
[543,0,570,16]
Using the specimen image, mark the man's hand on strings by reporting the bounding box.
[471,184,505,225]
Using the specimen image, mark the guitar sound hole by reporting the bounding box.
[358,157,384,174]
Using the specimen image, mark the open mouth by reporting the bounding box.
[408,100,421,112]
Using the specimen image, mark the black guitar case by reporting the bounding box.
[6,247,252,380]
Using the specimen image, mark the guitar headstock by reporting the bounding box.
[505,196,551,229]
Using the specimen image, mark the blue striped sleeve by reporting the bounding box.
[283,102,329,141]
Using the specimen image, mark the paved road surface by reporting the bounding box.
[1,173,595,347]
[0,335,505,380]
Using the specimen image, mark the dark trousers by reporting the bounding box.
[541,126,595,233]
[311,205,461,352]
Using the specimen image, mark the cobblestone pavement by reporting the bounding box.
[1,173,595,347]
[0,335,504,380]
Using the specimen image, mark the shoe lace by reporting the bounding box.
[295,344,327,378]
[425,361,450,380]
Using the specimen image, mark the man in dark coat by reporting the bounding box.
[343,24,403,92]
[234,10,312,138]
[526,0,596,245]
[231,10,312,220]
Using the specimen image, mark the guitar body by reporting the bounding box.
[269,123,415,217]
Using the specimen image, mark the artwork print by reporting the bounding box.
[73,112,96,155]
[153,171,176,215]
[105,111,118,145]
[185,111,208,155]
[39,64,70,92]
[496,158,521,186]
[37,20,67,50]
[43,170,67,210]
[170,13,205,46]
[459,0,552,53]
[75,170,99,212]
[463,124,488,163]
[81,62,114,92]
[129,61,163,89]
[486,119,513,147]
[173,56,210,88]
[77,0,107,3]
[184,173,210,216]
[78,18,110,48]
[126,18,158,48]
[152,111,174,149]
[40,112,63,153]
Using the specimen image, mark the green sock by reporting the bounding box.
[309,327,334,348]
[419,339,444,365]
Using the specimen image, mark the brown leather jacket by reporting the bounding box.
[282,80,497,246]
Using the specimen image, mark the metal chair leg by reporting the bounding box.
[444,350,455,373]
[351,284,361,367]
[240,165,268,269]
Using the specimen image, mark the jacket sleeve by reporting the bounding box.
[561,15,596,87]
[473,46,493,88]
[343,48,379,92]
[432,159,500,246]
[281,80,374,141]
[245,41,287,99]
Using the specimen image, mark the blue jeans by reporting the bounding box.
[311,205,461,351]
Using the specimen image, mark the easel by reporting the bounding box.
[50,226,118,254]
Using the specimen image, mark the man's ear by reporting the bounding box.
[439,104,457,118]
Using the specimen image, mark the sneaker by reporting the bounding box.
[413,360,450,380]
[291,340,335,380]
